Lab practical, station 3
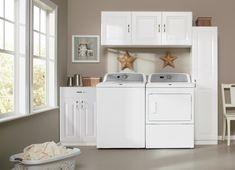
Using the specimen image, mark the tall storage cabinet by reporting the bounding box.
[60,87,96,146]
[192,27,218,144]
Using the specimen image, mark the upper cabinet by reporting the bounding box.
[162,12,192,45]
[101,11,192,46]
[132,12,162,45]
[101,12,131,45]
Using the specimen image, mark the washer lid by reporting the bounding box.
[103,73,146,83]
[149,73,191,83]
[97,82,146,88]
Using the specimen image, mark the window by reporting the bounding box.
[32,0,57,111]
[0,0,27,116]
[0,0,57,120]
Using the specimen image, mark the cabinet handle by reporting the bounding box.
[76,101,79,109]
[164,24,166,32]
[76,91,86,94]
[128,24,130,33]
[158,24,160,32]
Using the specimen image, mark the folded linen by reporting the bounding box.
[22,141,72,160]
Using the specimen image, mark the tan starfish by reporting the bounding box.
[160,52,177,68]
[118,51,136,70]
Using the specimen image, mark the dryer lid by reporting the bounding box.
[149,73,191,83]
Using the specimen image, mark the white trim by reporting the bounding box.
[29,0,33,114]
[33,106,58,114]
[24,0,30,115]
[0,49,15,55]
[195,136,235,145]
[34,0,57,11]
[46,10,49,107]
[0,0,57,120]
[31,0,57,109]
[218,135,235,140]
[54,5,58,106]
[195,140,218,145]
[0,106,59,123]
[0,16,15,24]
[14,0,19,114]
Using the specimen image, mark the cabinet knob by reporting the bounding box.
[164,24,166,32]
[128,24,130,33]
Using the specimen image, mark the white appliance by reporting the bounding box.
[146,73,195,148]
[96,73,146,148]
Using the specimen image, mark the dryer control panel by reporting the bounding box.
[149,73,190,83]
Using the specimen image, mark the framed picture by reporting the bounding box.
[72,35,100,63]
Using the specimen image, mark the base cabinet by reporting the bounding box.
[192,27,218,144]
[60,87,96,146]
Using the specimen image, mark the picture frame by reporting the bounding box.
[72,35,100,63]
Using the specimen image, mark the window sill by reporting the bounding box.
[0,106,59,124]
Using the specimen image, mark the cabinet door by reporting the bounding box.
[192,27,218,144]
[162,12,192,45]
[101,12,131,45]
[60,87,96,145]
[60,98,81,143]
[79,88,96,144]
[132,12,162,45]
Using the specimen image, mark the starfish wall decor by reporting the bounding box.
[160,52,177,68]
[117,51,136,70]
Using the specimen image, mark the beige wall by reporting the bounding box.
[0,0,67,169]
[0,110,59,169]
[67,0,235,135]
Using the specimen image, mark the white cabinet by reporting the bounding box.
[101,12,131,45]
[132,12,162,45]
[162,12,192,45]
[192,27,218,145]
[60,87,96,146]
[101,11,192,46]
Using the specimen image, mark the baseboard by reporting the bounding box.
[195,140,218,145]
[218,135,235,140]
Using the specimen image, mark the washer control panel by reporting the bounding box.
[104,73,145,82]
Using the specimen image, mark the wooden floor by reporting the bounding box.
[76,141,235,170]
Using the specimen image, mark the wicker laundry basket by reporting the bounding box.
[10,148,80,170]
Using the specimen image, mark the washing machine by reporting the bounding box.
[96,73,146,148]
[146,73,195,148]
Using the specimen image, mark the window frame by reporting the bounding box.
[0,0,30,118]
[0,0,58,121]
[30,0,58,113]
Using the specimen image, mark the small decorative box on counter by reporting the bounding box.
[196,17,212,26]
[82,77,102,87]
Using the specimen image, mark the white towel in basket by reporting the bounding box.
[22,141,72,160]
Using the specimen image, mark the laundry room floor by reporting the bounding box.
[75,141,235,170]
